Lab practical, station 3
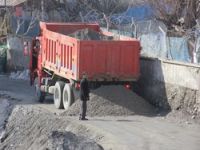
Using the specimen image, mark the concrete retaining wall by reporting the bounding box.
[135,57,200,117]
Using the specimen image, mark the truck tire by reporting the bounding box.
[63,83,75,110]
[34,78,45,103]
[54,81,65,109]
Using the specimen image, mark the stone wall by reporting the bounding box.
[135,57,200,117]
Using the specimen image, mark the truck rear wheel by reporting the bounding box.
[54,81,65,109]
[63,83,75,110]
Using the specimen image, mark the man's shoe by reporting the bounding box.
[80,118,88,121]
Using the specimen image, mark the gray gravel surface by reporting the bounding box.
[64,86,156,117]
[0,76,200,150]
[0,105,103,150]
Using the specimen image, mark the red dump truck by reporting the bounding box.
[27,22,141,110]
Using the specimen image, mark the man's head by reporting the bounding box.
[82,73,88,79]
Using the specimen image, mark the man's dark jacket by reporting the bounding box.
[80,78,90,101]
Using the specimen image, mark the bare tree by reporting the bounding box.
[150,0,200,30]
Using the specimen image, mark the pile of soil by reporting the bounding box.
[164,110,200,124]
[64,86,156,117]
[0,105,103,150]
[0,94,19,143]
[68,28,118,40]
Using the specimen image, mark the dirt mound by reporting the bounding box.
[0,105,103,150]
[68,28,117,40]
[0,94,19,143]
[64,86,156,117]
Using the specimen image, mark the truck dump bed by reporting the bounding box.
[40,22,141,82]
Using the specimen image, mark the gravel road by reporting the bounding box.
[0,75,200,150]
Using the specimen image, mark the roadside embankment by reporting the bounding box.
[135,57,200,119]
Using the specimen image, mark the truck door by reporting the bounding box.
[29,39,40,85]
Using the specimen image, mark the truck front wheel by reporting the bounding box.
[54,81,65,109]
[34,78,45,103]
[35,84,45,103]
[63,83,75,110]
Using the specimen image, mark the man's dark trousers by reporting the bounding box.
[80,100,87,119]
[79,78,89,119]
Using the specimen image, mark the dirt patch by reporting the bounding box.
[0,105,103,150]
[63,86,156,117]
[68,28,118,40]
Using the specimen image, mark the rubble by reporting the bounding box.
[64,86,156,117]
[9,70,29,81]
[68,28,117,40]
[0,98,14,143]
[0,105,103,150]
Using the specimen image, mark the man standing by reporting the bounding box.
[79,74,90,120]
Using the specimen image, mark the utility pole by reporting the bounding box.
[4,0,6,7]
[4,0,7,36]
[4,0,7,14]
[41,0,45,21]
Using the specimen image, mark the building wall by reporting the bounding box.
[7,35,30,70]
